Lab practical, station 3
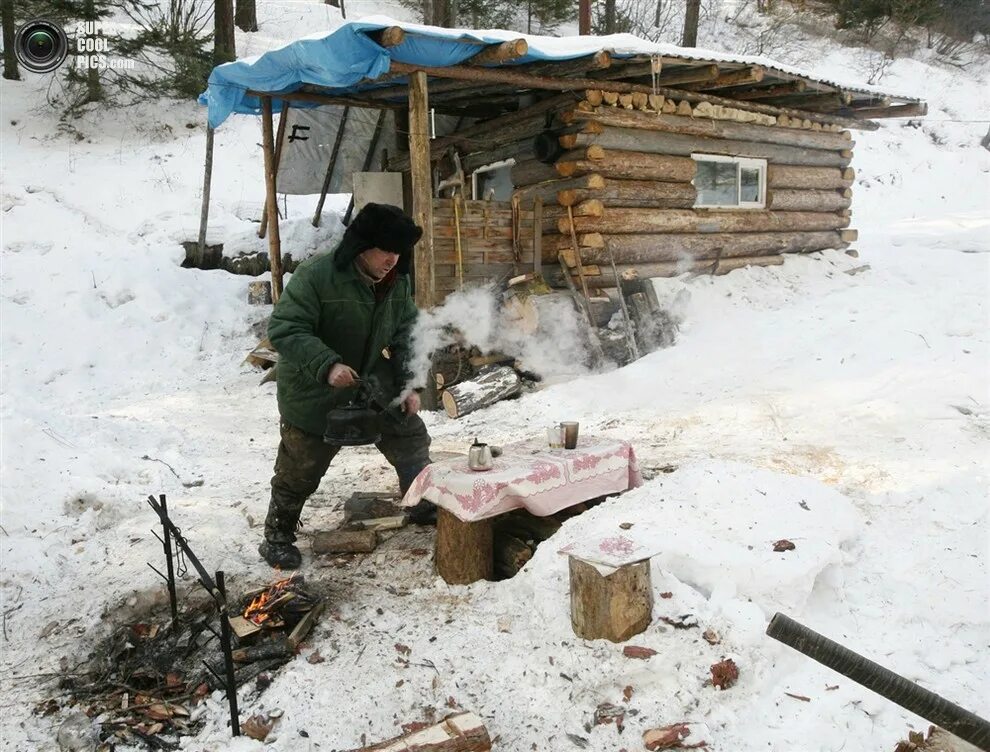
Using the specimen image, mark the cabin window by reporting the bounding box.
[472,158,515,201]
[692,154,766,208]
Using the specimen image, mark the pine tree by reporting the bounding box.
[1,0,20,80]
[235,0,258,33]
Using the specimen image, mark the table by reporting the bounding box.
[401,437,642,583]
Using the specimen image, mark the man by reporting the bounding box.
[259,203,435,570]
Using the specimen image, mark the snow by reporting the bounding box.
[1,3,988,751]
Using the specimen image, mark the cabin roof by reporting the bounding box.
[200,17,925,130]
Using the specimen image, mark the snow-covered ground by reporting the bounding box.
[1,3,988,751]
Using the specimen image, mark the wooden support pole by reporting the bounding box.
[196,126,215,267]
[259,102,289,238]
[260,97,285,302]
[408,70,435,309]
[312,106,351,228]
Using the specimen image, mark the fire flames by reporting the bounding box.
[243,574,298,626]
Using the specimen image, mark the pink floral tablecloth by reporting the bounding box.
[400,437,642,522]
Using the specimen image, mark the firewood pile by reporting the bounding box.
[434,272,680,419]
[53,576,323,749]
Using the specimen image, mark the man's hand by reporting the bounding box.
[327,363,359,388]
[402,391,421,416]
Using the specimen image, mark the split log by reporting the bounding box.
[436,510,494,585]
[557,151,696,182]
[558,209,850,235]
[563,109,854,151]
[348,712,493,752]
[561,127,852,167]
[287,599,325,649]
[768,165,855,190]
[511,159,560,186]
[512,174,606,205]
[311,529,378,555]
[569,556,653,642]
[441,365,522,419]
[766,189,852,212]
[563,230,849,265]
[232,640,293,664]
[558,179,696,209]
[494,533,533,578]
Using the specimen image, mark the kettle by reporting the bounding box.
[323,381,383,446]
[468,439,494,471]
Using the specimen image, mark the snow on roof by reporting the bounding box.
[200,17,921,129]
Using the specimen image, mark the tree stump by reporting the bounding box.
[569,555,653,642]
[435,509,493,585]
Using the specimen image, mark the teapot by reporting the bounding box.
[468,439,494,471]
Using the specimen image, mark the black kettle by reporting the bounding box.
[323,382,383,446]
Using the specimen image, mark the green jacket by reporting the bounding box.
[268,253,418,437]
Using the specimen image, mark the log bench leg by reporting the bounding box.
[435,508,494,585]
[569,555,653,642]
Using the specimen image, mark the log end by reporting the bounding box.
[441,390,459,418]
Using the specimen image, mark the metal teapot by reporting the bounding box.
[468,439,494,471]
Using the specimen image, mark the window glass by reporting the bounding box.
[740,166,761,203]
[696,160,738,205]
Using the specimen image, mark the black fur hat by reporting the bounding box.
[333,202,423,274]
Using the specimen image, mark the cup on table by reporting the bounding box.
[547,425,564,449]
[561,421,579,449]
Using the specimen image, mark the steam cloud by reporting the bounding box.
[404,286,591,393]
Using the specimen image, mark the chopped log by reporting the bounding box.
[657,63,719,86]
[558,209,849,235]
[563,108,854,151]
[232,640,293,664]
[557,151,696,182]
[367,26,405,48]
[768,165,855,190]
[287,599,325,649]
[564,230,849,265]
[562,127,852,167]
[584,89,603,106]
[767,189,852,212]
[347,712,493,752]
[347,515,408,532]
[849,102,927,120]
[466,39,528,66]
[511,159,560,186]
[686,65,764,91]
[494,533,533,578]
[628,291,663,352]
[436,510,494,585]
[441,365,522,419]
[512,174,606,205]
[569,556,653,642]
[311,529,378,555]
[602,90,620,105]
[558,179,696,209]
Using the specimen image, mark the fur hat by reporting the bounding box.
[333,203,423,274]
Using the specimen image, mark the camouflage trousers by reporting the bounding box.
[263,413,431,544]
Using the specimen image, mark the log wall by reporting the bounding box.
[507,90,857,288]
[429,89,858,296]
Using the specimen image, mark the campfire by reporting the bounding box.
[231,575,323,648]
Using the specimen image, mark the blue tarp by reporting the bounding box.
[198,19,603,129]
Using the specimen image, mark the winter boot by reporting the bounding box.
[258,540,302,570]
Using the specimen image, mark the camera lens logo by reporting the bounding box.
[14,20,70,74]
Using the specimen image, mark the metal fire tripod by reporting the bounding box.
[146,494,240,737]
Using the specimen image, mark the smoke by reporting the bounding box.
[405,285,591,393]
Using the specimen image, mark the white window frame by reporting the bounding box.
[471,158,516,200]
[692,154,767,209]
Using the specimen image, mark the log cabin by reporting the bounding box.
[200,19,925,308]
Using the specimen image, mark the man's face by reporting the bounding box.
[359,247,400,280]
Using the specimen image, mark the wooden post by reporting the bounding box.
[408,70,435,309]
[260,97,285,302]
[569,556,653,642]
[259,102,290,238]
[435,508,493,584]
[312,106,350,228]
[196,126,215,267]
